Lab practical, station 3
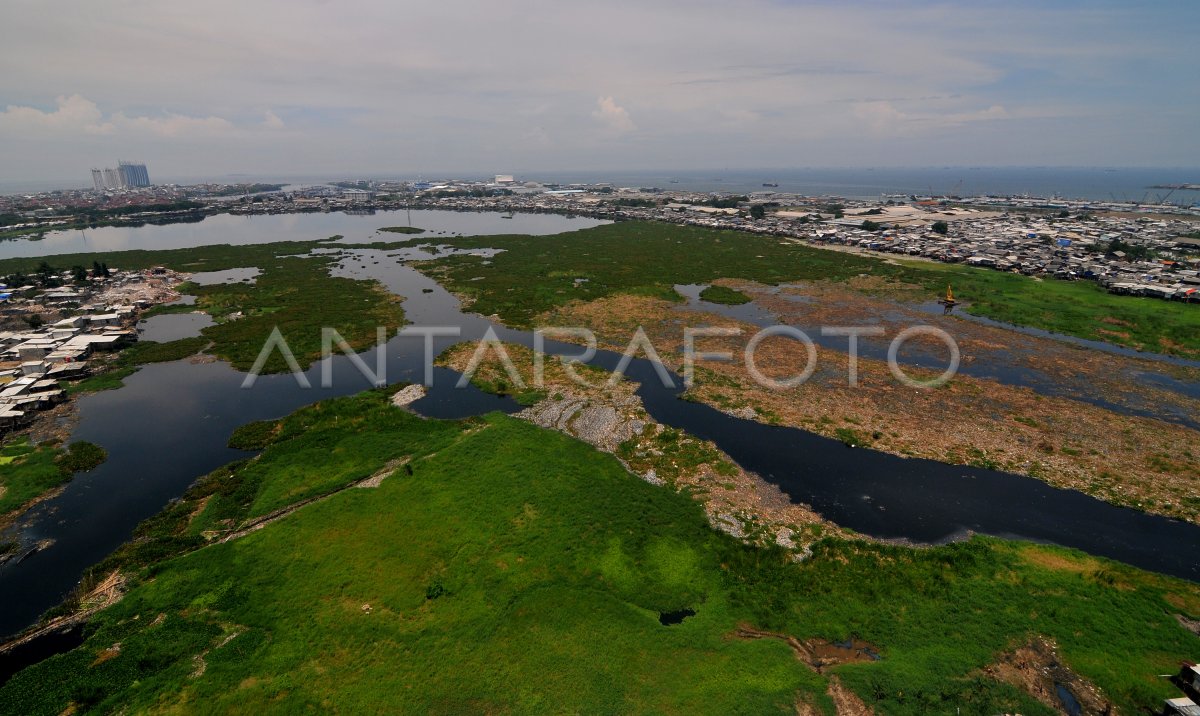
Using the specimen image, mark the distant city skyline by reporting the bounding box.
[91,161,150,191]
[1,0,1198,183]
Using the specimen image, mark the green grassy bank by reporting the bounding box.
[0,438,106,523]
[2,389,1197,714]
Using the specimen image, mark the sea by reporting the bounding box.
[3,167,1199,205]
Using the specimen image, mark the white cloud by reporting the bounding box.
[0,95,238,139]
[262,110,286,130]
[109,112,235,138]
[854,101,1012,136]
[592,96,636,133]
[0,94,109,135]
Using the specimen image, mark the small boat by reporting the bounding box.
[762,182,779,188]
[937,284,958,314]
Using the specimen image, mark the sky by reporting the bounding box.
[0,0,1197,184]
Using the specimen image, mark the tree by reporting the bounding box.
[861,220,881,232]
[71,265,89,283]
[931,220,949,235]
[749,204,766,220]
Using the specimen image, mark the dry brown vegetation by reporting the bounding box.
[540,284,1200,524]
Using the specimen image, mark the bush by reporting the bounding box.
[699,285,752,305]
[228,419,282,450]
[57,441,107,472]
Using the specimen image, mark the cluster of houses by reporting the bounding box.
[806,211,1200,301]
[0,268,181,432]
[1164,664,1200,715]
[381,188,1200,303]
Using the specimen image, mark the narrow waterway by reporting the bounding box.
[675,283,1200,430]
[2,215,1199,644]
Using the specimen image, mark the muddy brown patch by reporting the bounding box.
[982,636,1115,715]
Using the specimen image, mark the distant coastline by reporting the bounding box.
[3,167,1200,203]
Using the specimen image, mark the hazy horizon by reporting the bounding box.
[4,166,1199,205]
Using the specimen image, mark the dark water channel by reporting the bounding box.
[2,217,1199,658]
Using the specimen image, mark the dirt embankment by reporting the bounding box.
[435,341,842,554]
[0,570,125,657]
[736,626,879,716]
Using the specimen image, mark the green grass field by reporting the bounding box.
[404,221,1199,357]
[3,389,1197,715]
[0,438,106,521]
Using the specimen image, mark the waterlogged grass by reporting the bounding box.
[405,221,1200,357]
[378,225,425,234]
[894,258,1200,356]
[0,438,106,520]
[3,391,1198,714]
[187,256,406,373]
[56,441,107,473]
[410,222,881,326]
[699,284,752,305]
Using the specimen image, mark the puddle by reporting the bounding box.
[188,267,261,285]
[658,608,696,625]
[1055,683,1082,716]
[136,313,215,342]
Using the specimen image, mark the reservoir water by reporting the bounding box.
[0,209,610,260]
[1,210,1198,642]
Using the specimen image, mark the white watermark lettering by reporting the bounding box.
[243,322,962,394]
[608,326,675,388]
[241,326,311,389]
[821,326,885,387]
[744,326,817,390]
[398,326,461,386]
[534,327,598,388]
[683,326,742,388]
[456,326,526,389]
[887,325,960,388]
[321,326,388,388]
